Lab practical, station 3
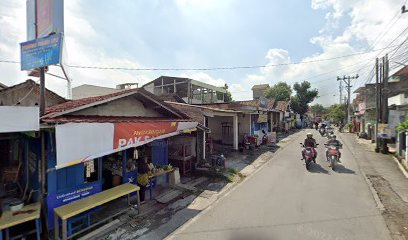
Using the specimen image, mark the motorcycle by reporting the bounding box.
[325,143,342,170]
[300,143,319,171]
[319,127,326,136]
[326,126,334,136]
[207,153,226,172]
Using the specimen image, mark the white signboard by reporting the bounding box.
[0,106,39,133]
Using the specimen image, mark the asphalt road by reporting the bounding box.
[169,129,392,240]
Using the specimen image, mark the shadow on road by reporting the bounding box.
[308,163,329,174]
[334,164,356,174]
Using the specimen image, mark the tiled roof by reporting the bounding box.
[234,100,259,107]
[44,88,138,115]
[274,101,289,112]
[267,99,276,109]
[167,103,204,124]
[392,65,408,76]
[156,93,186,103]
[251,84,270,90]
[41,116,192,124]
[0,79,66,104]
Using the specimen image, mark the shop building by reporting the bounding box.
[39,88,199,233]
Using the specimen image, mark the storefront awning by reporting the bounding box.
[55,120,198,169]
[0,106,39,133]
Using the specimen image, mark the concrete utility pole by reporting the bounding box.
[339,80,343,104]
[375,58,380,152]
[337,74,359,122]
[382,54,389,124]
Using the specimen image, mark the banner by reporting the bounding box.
[55,121,197,169]
[114,122,179,149]
[257,113,268,123]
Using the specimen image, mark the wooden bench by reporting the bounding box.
[54,183,140,240]
[0,202,41,240]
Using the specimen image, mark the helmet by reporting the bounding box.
[332,135,336,140]
[306,133,313,138]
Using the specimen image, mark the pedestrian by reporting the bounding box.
[137,156,150,203]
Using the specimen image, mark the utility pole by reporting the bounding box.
[339,80,343,105]
[382,54,389,124]
[337,74,359,122]
[375,58,380,152]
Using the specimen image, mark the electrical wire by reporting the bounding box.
[0,45,399,72]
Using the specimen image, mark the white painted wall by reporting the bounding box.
[389,93,408,106]
[72,85,121,99]
[144,83,155,94]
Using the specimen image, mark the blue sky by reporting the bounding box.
[0,0,407,105]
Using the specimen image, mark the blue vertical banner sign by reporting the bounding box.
[20,33,63,71]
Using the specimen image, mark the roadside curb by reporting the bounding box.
[165,130,303,239]
[392,156,408,179]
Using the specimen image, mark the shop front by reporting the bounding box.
[0,106,41,239]
[39,88,198,235]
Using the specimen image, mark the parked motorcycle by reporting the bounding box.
[300,143,319,171]
[324,143,342,170]
[207,153,226,172]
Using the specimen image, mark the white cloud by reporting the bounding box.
[230,0,408,105]
[178,72,226,87]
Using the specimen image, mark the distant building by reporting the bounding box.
[0,79,66,107]
[143,76,226,104]
[251,84,270,100]
[72,84,136,99]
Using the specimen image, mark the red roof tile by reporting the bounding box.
[44,88,138,115]
[167,103,204,124]
[274,101,289,111]
[42,116,193,124]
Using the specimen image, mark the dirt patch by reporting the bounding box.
[367,175,408,240]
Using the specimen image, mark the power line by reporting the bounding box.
[0,45,398,72]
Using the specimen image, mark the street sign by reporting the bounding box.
[20,33,63,71]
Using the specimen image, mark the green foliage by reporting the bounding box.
[397,120,408,131]
[290,81,319,115]
[227,168,239,174]
[265,82,292,101]
[223,84,233,102]
[327,104,347,123]
[226,175,234,183]
[310,103,327,116]
[344,122,352,129]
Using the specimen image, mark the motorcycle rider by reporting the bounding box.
[303,133,317,163]
[326,135,342,162]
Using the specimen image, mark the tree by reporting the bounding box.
[223,83,233,102]
[310,103,327,117]
[327,104,347,123]
[290,81,319,115]
[265,82,292,101]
